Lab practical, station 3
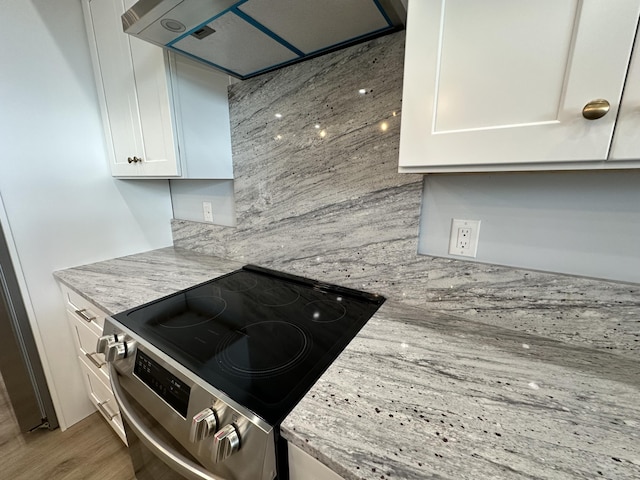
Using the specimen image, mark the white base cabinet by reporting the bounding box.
[60,284,127,444]
[82,0,233,179]
[288,443,345,480]
[399,0,640,173]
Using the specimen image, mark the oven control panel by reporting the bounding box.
[133,350,191,418]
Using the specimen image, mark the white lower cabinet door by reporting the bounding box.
[69,311,108,381]
[399,0,640,172]
[80,358,127,444]
[288,443,345,480]
[60,283,126,443]
[63,285,107,331]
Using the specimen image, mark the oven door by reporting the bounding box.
[109,364,228,480]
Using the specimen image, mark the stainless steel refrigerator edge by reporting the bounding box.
[0,221,58,432]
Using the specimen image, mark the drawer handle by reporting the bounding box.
[75,308,96,323]
[97,399,118,421]
[85,352,106,369]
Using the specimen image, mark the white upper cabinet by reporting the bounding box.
[399,0,640,173]
[610,27,640,161]
[83,0,233,178]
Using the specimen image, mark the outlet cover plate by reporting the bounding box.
[202,201,214,222]
[448,219,481,257]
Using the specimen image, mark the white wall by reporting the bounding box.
[0,0,173,429]
[170,179,236,226]
[419,171,640,284]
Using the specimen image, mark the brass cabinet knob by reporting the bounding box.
[582,99,610,120]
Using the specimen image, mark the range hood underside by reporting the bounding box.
[123,0,406,79]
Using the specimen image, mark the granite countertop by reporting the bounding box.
[54,247,640,480]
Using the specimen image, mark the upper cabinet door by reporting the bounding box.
[610,26,640,161]
[83,0,233,178]
[399,0,640,173]
[87,0,149,176]
[87,0,178,176]
[128,35,180,176]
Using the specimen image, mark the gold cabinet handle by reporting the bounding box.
[582,99,610,120]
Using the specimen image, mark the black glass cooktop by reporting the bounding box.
[112,265,385,426]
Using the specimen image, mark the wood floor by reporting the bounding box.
[0,373,136,480]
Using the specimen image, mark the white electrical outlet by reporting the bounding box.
[457,227,471,249]
[202,202,214,222]
[448,219,480,257]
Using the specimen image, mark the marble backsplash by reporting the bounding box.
[172,31,640,358]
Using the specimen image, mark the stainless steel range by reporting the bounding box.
[99,265,385,480]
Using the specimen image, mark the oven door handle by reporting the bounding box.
[108,363,229,480]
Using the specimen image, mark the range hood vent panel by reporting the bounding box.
[171,12,300,77]
[123,0,406,80]
[238,0,392,55]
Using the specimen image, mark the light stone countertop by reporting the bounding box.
[54,247,640,480]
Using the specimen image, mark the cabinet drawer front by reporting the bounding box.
[71,313,107,376]
[61,285,108,331]
[79,360,126,444]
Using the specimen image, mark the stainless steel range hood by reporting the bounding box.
[122,0,406,80]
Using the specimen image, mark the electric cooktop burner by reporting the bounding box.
[112,265,385,426]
